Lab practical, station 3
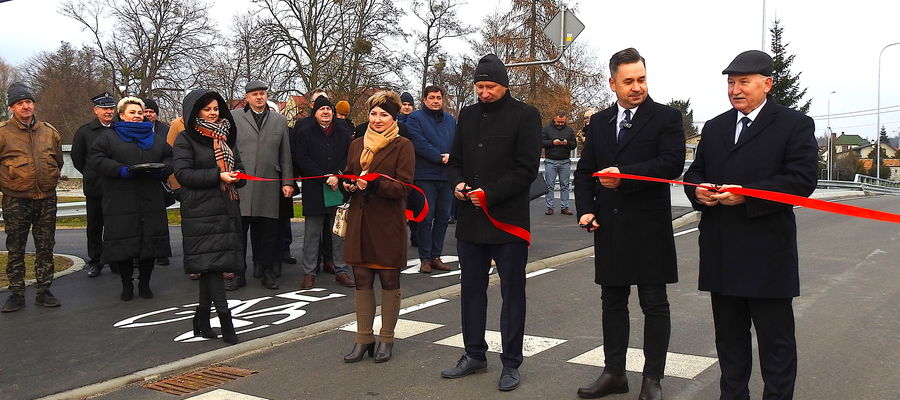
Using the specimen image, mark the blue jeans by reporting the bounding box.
[415,180,452,261]
[544,158,571,209]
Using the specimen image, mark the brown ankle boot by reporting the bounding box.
[418,259,432,273]
[431,258,451,271]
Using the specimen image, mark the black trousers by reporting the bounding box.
[600,284,671,380]
[278,194,293,256]
[241,216,279,277]
[458,239,527,368]
[85,195,103,263]
[199,272,229,312]
[711,293,796,400]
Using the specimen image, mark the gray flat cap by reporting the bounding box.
[245,80,269,93]
[722,50,774,76]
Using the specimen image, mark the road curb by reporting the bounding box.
[36,212,730,399]
[0,253,84,293]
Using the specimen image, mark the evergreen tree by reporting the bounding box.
[879,125,889,143]
[769,19,811,114]
[666,98,698,138]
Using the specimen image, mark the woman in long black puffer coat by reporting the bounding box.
[90,97,173,301]
[173,89,245,345]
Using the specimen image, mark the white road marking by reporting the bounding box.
[430,270,461,278]
[673,227,699,237]
[567,346,718,379]
[186,389,269,400]
[399,298,449,315]
[525,268,556,278]
[434,331,567,357]
[340,318,444,339]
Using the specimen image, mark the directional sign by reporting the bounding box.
[542,9,585,47]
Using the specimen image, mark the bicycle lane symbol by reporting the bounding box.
[113,288,346,343]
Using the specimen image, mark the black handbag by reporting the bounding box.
[529,173,549,200]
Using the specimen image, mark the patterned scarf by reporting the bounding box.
[360,121,399,173]
[195,117,238,200]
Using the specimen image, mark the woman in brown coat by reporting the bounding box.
[341,91,415,364]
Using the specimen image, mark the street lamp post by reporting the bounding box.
[827,90,836,180]
[876,42,900,181]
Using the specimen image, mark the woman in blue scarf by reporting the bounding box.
[89,97,174,301]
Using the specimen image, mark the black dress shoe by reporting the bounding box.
[498,366,521,391]
[638,377,662,400]
[343,342,375,363]
[281,255,297,264]
[577,371,629,399]
[87,262,103,277]
[374,341,393,363]
[441,354,488,379]
[156,257,170,266]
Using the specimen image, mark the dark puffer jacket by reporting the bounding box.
[89,123,174,263]
[173,89,246,274]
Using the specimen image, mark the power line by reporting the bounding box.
[810,104,900,119]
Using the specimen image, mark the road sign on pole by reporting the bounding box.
[506,9,585,68]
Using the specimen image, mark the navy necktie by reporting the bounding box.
[736,116,750,144]
[618,109,632,143]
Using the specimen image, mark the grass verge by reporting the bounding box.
[0,252,75,287]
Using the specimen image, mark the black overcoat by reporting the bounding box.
[683,97,818,298]
[290,119,352,216]
[173,89,246,274]
[573,98,686,285]
[71,119,108,197]
[88,126,173,263]
[447,92,541,244]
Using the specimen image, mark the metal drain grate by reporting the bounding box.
[144,366,258,395]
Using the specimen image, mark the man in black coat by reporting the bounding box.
[441,54,541,392]
[573,48,685,400]
[71,92,117,277]
[291,96,355,289]
[683,50,818,400]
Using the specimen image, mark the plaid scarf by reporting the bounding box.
[195,118,239,200]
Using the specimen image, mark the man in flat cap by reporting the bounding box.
[441,54,541,392]
[231,80,294,290]
[683,50,818,400]
[0,83,64,312]
[573,47,685,400]
[71,92,117,277]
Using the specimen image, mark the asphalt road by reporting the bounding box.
[90,195,900,400]
[0,198,696,400]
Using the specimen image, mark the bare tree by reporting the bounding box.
[410,0,472,96]
[0,57,21,120]
[19,42,108,143]
[60,0,219,115]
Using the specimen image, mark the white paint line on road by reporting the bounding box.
[431,270,461,278]
[525,268,556,278]
[567,346,718,379]
[399,298,449,315]
[435,331,567,357]
[340,318,444,339]
[673,227,699,237]
[186,389,269,400]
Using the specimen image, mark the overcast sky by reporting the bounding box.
[4,0,900,141]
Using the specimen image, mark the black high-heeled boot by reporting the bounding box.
[120,269,134,301]
[343,342,375,363]
[373,341,393,363]
[218,311,239,344]
[137,264,154,299]
[192,307,217,339]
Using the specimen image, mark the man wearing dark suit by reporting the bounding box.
[683,50,818,400]
[71,92,117,277]
[573,48,685,400]
[440,54,541,392]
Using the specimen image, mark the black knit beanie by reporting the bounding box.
[400,92,414,104]
[473,54,509,87]
[313,95,334,113]
[143,98,160,114]
[7,82,35,106]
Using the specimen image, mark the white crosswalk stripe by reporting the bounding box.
[434,330,567,357]
[567,346,718,379]
[186,389,269,400]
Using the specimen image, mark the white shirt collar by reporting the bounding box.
[737,98,766,124]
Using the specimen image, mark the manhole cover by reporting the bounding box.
[144,366,258,395]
